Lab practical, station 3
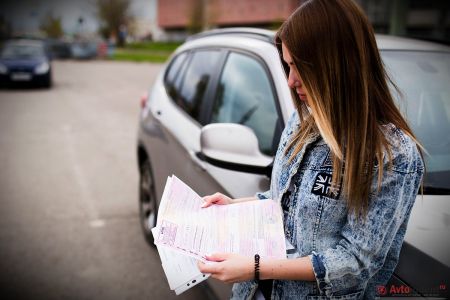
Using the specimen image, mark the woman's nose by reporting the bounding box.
[288,74,299,89]
[288,72,296,88]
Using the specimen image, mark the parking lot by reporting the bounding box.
[0,60,211,300]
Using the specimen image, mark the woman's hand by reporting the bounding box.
[197,253,253,283]
[201,192,233,208]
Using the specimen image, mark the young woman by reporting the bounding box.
[198,0,424,299]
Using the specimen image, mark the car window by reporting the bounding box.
[178,50,221,122]
[382,50,450,190]
[164,52,189,100]
[1,44,44,59]
[211,52,278,156]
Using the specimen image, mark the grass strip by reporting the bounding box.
[110,41,182,63]
[125,41,182,52]
[112,49,170,63]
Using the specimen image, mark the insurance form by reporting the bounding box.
[153,175,286,261]
[151,227,210,295]
[152,176,286,294]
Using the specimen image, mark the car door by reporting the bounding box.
[197,49,284,199]
[156,48,231,197]
[177,48,283,299]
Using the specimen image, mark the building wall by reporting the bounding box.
[158,0,299,29]
[212,0,298,26]
[158,0,195,29]
[356,0,450,42]
[157,0,450,43]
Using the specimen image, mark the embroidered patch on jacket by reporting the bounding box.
[311,172,341,199]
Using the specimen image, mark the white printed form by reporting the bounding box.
[154,176,286,260]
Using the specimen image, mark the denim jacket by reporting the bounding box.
[231,112,424,300]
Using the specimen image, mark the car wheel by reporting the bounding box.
[43,73,52,88]
[44,79,52,88]
[139,158,157,247]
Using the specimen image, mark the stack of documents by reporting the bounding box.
[152,175,286,295]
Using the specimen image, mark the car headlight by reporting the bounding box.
[0,63,8,75]
[35,62,50,74]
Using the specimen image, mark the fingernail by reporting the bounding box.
[201,203,207,208]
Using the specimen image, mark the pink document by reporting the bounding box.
[153,176,286,261]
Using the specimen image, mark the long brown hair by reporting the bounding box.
[276,0,420,215]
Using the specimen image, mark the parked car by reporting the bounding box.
[136,28,449,299]
[70,41,98,60]
[45,38,72,59]
[0,39,52,88]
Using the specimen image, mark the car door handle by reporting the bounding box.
[189,151,207,171]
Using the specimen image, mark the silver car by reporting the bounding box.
[137,28,449,299]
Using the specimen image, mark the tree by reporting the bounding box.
[40,12,64,39]
[188,0,205,34]
[0,16,12,40]
[188,0,217,34]
[96,0,132,47]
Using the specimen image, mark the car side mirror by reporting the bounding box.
[199,123,273,177]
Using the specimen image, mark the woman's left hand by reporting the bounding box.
[197,253,254,283]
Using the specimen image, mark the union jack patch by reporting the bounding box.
[311,172,341,199]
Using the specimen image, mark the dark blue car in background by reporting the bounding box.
[0,39,52,88]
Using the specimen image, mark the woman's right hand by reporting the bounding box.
[201,192,233,208]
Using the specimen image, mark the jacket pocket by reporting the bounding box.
[306,289,364,300]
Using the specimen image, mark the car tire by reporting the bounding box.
[43,73,52,88]
[139,158,158,247]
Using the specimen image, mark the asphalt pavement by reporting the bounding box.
[0,60,212,300]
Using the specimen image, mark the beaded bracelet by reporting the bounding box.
[254,254,260,281]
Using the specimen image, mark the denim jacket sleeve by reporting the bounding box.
[309,132,424,296]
